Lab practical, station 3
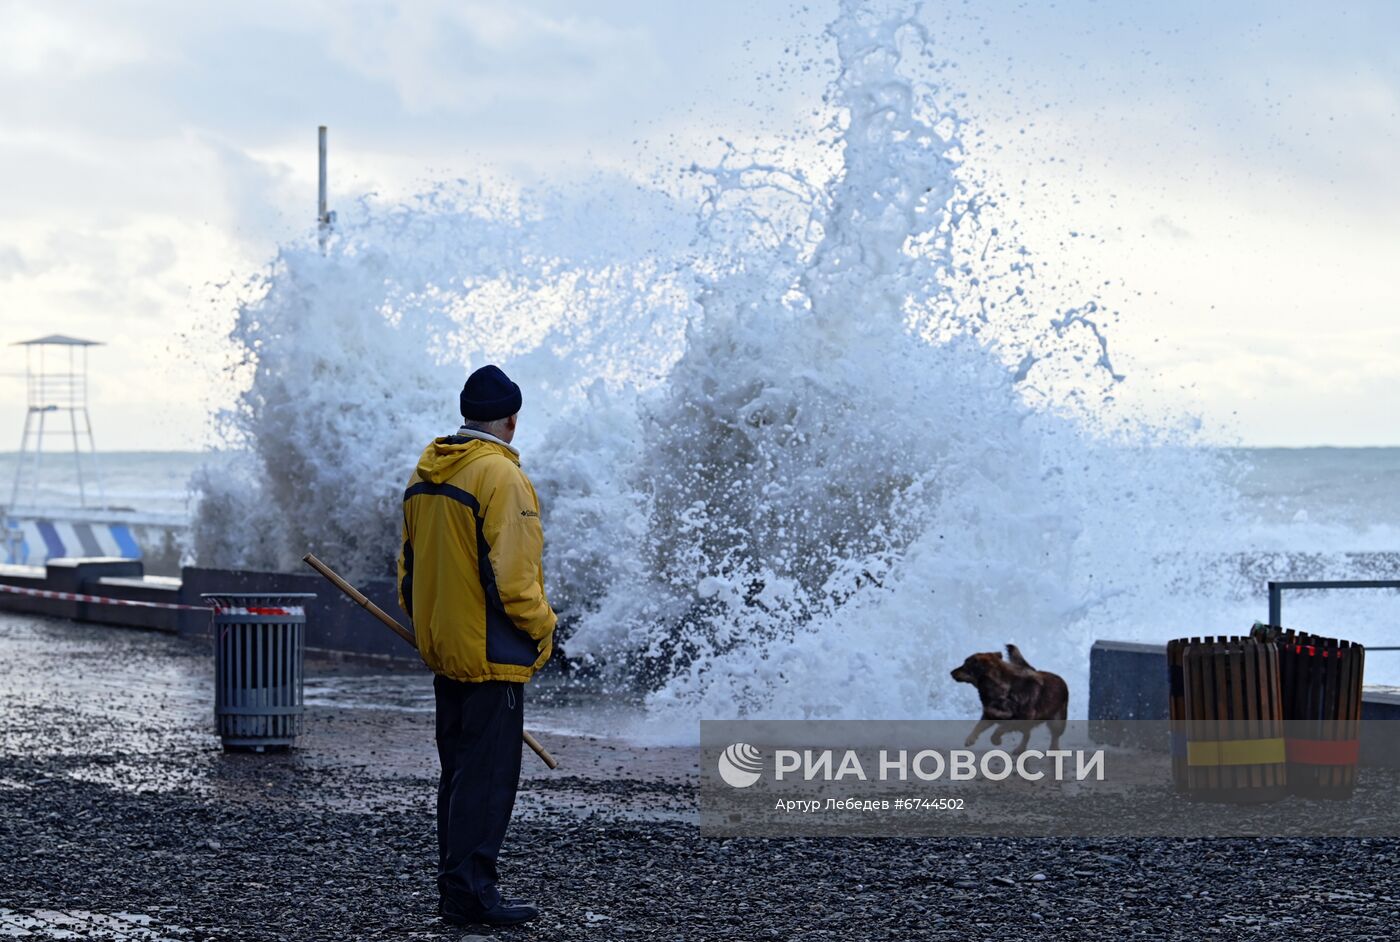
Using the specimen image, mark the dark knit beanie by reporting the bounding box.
[459,364,522,422]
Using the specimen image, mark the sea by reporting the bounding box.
[3,445,1397,592]
[5,447,1399,538]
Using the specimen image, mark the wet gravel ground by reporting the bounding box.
[4,613,1400,940]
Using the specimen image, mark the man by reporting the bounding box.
[397,364,557,928]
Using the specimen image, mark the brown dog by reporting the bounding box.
[950,644,1068,752]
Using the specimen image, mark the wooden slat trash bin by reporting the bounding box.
[1166,637,1189,791]
[1252,624,1365,800]
[1179,636,1287,803]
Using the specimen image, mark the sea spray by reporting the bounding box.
[560,1,1244,722]
[192,183,697,578]
[195,0,1270,725]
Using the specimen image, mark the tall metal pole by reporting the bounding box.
[318,125,329,252]
[81,345,105,507]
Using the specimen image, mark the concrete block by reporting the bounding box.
[1088,640,1169,722]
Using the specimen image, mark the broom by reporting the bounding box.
[302,553,559,769]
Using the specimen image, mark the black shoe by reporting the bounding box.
[438,896,534,915]
[442,900,539,927]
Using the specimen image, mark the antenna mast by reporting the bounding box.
[317,125,334,252]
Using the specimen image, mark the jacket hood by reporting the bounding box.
[415,435,520,483]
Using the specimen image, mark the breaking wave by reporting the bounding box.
[192,0,1395,727]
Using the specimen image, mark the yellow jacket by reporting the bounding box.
[397,432,556,683]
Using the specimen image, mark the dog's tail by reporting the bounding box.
[1005,644,1034,670]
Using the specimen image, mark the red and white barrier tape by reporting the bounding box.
[0,583,310,617]
[0,583,212,612]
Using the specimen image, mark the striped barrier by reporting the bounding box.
[3,517,141,565]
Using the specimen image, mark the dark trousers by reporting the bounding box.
[434,675,523,912]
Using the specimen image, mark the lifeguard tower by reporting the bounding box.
[9,334,106,511]
[3,335,146,565]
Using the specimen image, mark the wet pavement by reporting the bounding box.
[0,612,695,815]
[4,613,1400,940]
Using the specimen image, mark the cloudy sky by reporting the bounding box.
[0,0,1396,449]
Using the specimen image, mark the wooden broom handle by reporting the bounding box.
[302,553,559,770]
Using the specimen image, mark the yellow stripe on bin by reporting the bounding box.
[1186,738,1286,767]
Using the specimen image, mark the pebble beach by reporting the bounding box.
[3,613,1399,940]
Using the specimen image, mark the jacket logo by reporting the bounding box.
[520,509,538,518]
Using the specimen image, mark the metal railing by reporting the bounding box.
[1267,579,1400,651]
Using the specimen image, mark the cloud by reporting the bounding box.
[196,133,300,245]
[0,0,1396,447]
[0,1,149,77]
[11,225,191,318]
[314,0,662,114]
[0,244,27,279]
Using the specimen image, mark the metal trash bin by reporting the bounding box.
[203,593,315,752]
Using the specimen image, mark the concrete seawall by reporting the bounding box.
[0,557,413,660]
[1086,638,1400,722]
